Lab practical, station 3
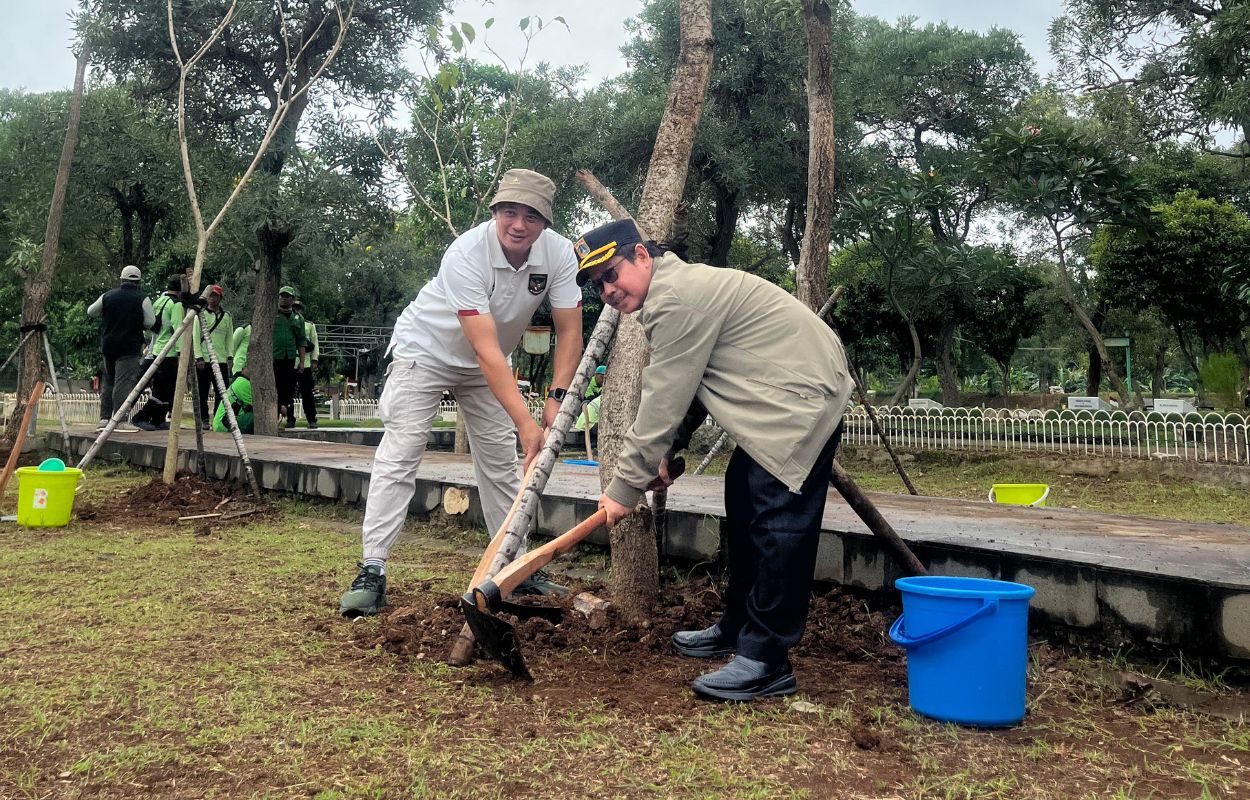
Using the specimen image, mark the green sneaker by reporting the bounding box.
[339,563,387,618]
[513,568,569,597]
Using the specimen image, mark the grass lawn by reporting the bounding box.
[1,466,1247,799]
[694,449,1250,525]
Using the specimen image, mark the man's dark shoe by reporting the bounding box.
[513,568,568,597]
[133,420,158,431]
[308,421,318,429]
[691,655,796,701]
[285,418,296,429]
[339,563,387,618]
[672,624,736,659]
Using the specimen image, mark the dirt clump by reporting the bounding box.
[849,723,882,750]
[76,471,269,526]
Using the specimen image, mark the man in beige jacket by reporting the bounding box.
[575,218,853,701]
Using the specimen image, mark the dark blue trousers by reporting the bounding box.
[718,425,842,664]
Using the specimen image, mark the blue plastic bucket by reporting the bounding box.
[889,576,1036,726]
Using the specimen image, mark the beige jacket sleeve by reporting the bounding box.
[605,294,725,509]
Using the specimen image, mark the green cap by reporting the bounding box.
[279,285,298,297]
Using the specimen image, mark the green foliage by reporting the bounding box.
[1198,353,1244,410]
[1130,145,1250,212]
[86,1,444,131]
[0,88,177,378]
[1052,0,1250,155]
[838,170,983,316]
[981,123,1152,236]
[964,260,1047,372]
[852,17,1036,156]
[1095,190,1250,363]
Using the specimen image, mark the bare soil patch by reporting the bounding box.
[357,577,904,717]
[75,471,271,526]
[0,447,43,471]
[340,575,1248,798]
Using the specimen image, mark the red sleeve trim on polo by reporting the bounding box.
[457,309,481,317]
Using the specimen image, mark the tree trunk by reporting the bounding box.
[1152,345,1167,398]
[601,0,715,621]
[707,184,739,267]
[888,318,922,406]
[112,183,166,268]
[1054,235,1131,407]
[249,226,291,436]
[5,44,90,449]
[795,0,836,311]
[1000,361,1011,408]
[779,198,802,265]
[936,318,960,406]
[454,413,469,454]
[1085,338,1103,397]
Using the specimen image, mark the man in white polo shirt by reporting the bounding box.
[339,169,584,618]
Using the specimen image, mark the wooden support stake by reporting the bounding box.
[0,381,44,500]
[828,461,927,577]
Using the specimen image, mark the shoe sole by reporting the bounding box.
[691,673,798,702]
[339,597,387,619]
[672,641,736,659]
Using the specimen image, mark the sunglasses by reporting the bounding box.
[590,262,623,294]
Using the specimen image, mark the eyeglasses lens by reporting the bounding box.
[592,266,619,293]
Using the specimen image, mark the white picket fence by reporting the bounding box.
[845,405,1250,465]
[0,392,115,426]
[8,392,1243,465]
[1,392,548,427]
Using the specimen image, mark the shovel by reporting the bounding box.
[462,456,686,679]
[461,509,609,680]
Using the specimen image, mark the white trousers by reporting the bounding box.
[361,356,521,562]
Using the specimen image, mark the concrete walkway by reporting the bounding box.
[47,427,1250,660]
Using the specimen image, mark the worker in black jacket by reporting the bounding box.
[87,265,155,432]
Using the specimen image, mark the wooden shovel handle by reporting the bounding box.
[482,509,608,601]
[0,381,44,500]
[467,459,540,591]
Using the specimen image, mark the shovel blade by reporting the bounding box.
[460,596,533,681]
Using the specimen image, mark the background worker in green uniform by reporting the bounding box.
[585,364,606,400]
[192,285,234,425]
[212,374,255,435]
[134,275,185,430]
[232,323,251,377]
[574,392,601,447]
[273,286,308,427]
[291,299,320,429]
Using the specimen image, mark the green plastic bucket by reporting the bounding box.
[988,484,1050,507]
[15,466,83,527]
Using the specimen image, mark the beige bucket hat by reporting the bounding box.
[490,168,556,224]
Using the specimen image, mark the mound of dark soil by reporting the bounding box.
[76,471,269,526]
[356,576,905,702]
[0,448,43,471]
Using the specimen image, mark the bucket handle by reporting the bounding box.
[888,598,998,649]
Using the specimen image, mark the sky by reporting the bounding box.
[1,0,1064,94]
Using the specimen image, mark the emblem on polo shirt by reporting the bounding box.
[528,274,548,295]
